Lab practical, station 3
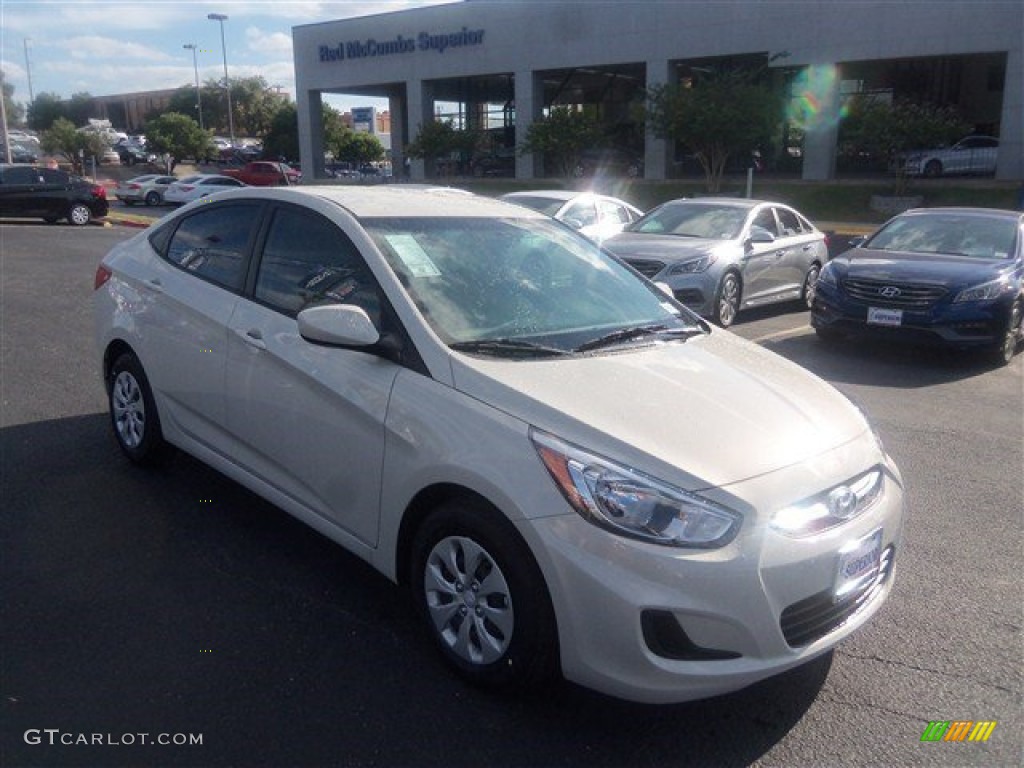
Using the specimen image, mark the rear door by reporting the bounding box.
[741,206,785,303]
[773,205,821,296]
[137,201,264,448]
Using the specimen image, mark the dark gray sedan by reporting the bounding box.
[604,198,829,327]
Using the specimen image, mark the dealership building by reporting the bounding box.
[293,0,1022,181]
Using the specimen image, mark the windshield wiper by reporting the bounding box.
[574,324,699,353]
[450,338,570,358]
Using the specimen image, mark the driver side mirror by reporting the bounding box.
[298,304,379,347]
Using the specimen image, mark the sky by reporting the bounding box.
[0,0,460,116]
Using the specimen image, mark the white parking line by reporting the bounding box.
[748,324,814,344]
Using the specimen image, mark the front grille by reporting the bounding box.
[625,258,666,279]
[844,278,946,309]
[780,545,894,647]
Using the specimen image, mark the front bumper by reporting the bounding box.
[520,434,905,704]
[812,284,1011,348]
[659,272,718,317]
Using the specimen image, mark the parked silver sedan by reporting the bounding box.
[500,190,643,244]
[114,174,179,207]
[604,198,829,327]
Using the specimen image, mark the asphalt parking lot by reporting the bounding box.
[1,223,1021,768]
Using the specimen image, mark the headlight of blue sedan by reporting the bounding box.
[817,263,838,286]
[954,277,1012,303]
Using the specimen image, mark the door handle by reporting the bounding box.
[145,278,163,293]
[802,244,813,251]
[235,327,267,350]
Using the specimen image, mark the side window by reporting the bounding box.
[598,200,630,225]
[1,167,42,184]
[164,204,260,291]
[562,199,597,227]
[254,206,379,321]
[39,169,70,184]
[750,208,779,237]
[775,207,802,237]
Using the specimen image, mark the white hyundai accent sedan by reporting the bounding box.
[94,186,904,704]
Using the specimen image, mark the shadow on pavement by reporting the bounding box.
[2,412,829,768]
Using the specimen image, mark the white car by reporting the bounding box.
[94,186,904,704]
[114,174,179,207]
[898,135,999,177]
[500,190,643,243]
[163,174,246,204]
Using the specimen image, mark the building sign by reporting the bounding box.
[319,27,484,63]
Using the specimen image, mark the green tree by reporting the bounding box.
[520,106,604,179]
[27,92,68,131]
[406,119,481,175]
[39,117,107,174]
[838,96,969,194]
[333,131,385,166]
[144,112,213,172]
[645,70,781,192]
[182,75,287,138]
[2,72,26,126]
[66,92,96,127]
[262,103,350,164]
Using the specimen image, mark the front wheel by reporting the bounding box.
[990,300,1022,366]
[713,272,741,328]
[411,500,558,690]
[923,159,943,178]
[68,203,92,226]
[144,191,161,206]
[108,352,168,465]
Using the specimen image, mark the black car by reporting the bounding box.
[117,144,153,166]
[811,207,1023,366]
[1,143,39,164]
[0,164,109,226]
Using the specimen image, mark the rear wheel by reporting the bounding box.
[410,500,558,690]
[713,272,741,328]
[68,203,92,226]
[144,191,161,206]
[108,352,168,465]
[923,159,943,177]
[801,263,821,309]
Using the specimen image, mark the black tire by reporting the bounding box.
[990,300,1022,366]
[144,191,161,206]
[713,272,741,328]
[67,203,92,226]
[107,352,168,465]
[923,159,942,178]
[801,263,821,309]
[410,500,559,690]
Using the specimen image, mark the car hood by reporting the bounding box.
[834,248,1013,287]
[603,232,728,263]
[449,331,869,491]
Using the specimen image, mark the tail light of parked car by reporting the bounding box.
[94,264,112,291]
[91,185,107,199]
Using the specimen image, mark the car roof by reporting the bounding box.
[896,207,1022,221]
[200,186,551,219]
[502,190,580,203]
[661,197,773,209]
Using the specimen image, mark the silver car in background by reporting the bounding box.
[604,198,829,327]
[500,190,643,244]
[897,135,999,178]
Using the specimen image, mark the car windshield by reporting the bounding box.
[364,216,702,353]
[865,214,1018,260]
[627,202,748,240]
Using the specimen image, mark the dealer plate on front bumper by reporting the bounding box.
[868,306,903,326]
[834,528,883,601]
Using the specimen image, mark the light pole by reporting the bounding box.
[207,13,235,144]
[182,44,203,130]
[23,38,35,104]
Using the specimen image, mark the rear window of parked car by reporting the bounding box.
[160,204,262,291]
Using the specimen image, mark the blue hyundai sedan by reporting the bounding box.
[811,208,1023,366]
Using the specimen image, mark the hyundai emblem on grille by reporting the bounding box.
[879,286,901,298]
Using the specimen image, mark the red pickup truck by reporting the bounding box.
[221,161,301,186]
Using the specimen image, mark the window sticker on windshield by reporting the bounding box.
[385,234,442,277]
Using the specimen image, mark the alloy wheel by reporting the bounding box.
[112,370,146,449]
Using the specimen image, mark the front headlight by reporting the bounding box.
[772,469,883,537]
[531,429,741,548]
[954,277,1012,303]
[817,263,838,286]
[669,253,717,274]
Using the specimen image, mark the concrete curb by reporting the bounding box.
[103,213,153,229]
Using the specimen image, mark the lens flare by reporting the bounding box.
[786,65,844,131]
